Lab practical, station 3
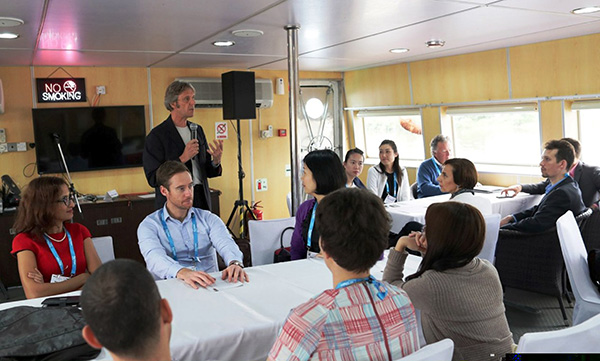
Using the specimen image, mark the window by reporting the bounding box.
[565,102,600,165]
[442,104,541,169]
[354,109,425,165]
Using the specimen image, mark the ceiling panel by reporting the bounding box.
[32,50,172,67]
[0,0,599,71]
[184,0,477,55]
[496,0,600,17]
[304,5,595,68]
[0,0,44,49]
[154,53,284,69]
[0,49,35,66]
[39,0,280,52]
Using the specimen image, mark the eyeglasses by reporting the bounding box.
[56,194,75,206]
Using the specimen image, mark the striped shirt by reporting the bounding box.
[269,281,419,361]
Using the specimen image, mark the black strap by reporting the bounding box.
[280,227,294,248]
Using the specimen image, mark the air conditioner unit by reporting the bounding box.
[176,77,273,109]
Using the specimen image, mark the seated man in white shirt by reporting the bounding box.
[138,160,248,288]
[81,259,173,361]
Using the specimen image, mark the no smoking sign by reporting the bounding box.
[215,121,228,140]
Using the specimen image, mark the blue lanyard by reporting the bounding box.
[44,228,76,277]
[385,173,398,197]
[545,173,569,194]
[433,160,442,175]
[307,202,317,249]
[160,209,198,262]
[335,275,388,300]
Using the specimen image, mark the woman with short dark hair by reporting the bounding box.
[290,150,346,260]
[11,177,101,299]
[383,202,513,361]
[437,158,491,214]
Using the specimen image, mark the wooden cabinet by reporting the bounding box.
[0,190,220,288]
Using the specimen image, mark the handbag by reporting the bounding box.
[274,227,294,263]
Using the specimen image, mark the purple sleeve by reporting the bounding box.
[290,200,313,260]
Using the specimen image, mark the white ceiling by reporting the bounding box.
[0,0,599,71]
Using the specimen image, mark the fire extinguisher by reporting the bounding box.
[250,201,263,220]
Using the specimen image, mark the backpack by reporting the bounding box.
[0,306,100,361]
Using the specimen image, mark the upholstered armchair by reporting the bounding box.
[494,208,593,322]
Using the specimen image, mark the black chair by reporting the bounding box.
[495,208,593,322]
[410,182,418,199]
[580,207,600,252]
[0,278,8,300]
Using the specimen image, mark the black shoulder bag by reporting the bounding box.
[274,227,294,263]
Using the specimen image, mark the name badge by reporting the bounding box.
[307,251,321,259]
[384,194,397,204]
[50,274,71,283]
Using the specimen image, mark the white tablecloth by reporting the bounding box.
[0,254,422,361]
[385,188,542,233]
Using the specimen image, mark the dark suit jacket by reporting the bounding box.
[521,162,600,208]
[503,176,586,233]
[143,116,222,210]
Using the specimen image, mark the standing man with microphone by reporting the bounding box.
[143,80,224,211]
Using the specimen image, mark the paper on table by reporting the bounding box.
[207,278,245,292]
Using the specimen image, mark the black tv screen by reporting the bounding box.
[32,105,146,174]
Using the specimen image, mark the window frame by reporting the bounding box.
[441,103,543,175]
[353,108,425,168]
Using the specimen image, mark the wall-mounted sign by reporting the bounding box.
[215,121,228,140]
[36,78,86,103]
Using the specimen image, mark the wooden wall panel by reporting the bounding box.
[0,67,36,192]
[344,64,411,107]
[511,33,600,98]
[540,101,564,143]
[411,49,508,104]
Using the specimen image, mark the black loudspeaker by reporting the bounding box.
[221,71,256,120]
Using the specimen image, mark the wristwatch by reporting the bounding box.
[229,260,244,268]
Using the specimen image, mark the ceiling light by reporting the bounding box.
[390,48,409,54]
[232,29,264,38]
[0,17,24,27]
[212,40,235,47]
[0,32,19,39]
[571,6,600,14]
[426,39,445,48]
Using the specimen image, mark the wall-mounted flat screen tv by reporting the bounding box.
[32,105,146,174]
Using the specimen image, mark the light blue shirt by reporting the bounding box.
[137,205,242,280]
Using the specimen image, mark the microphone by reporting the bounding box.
[189,123,198,140]
[51,133,61,143]
[189,123,198,161]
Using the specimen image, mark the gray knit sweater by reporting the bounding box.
[383,249,514,361]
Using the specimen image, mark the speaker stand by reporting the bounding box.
[226,118,255,238]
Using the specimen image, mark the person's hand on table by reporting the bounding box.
[500,185,522,197]
[395,232,427,254]
[176,268,216,289]
[222,263,249,283]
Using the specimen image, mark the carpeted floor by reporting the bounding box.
[504,287,573,343]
